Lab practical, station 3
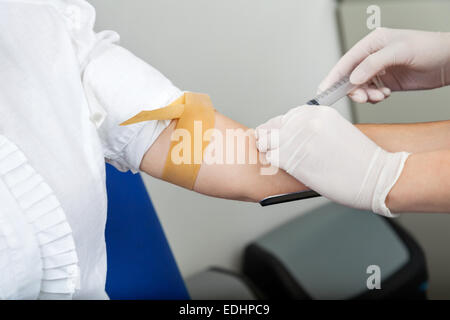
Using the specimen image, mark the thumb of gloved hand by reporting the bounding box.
[256,106,410,217]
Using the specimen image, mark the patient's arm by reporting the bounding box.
[140,112,307,202]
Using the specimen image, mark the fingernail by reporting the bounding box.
[381,87,391,96]
[256,135,268,152]
[350,91,365,102]
[373,91,385,101]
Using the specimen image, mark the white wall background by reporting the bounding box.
[91,0,351,278]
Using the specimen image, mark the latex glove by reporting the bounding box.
[255,106,410,217]
[319,28,450,103]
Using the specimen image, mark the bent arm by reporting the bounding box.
[140,111,307,202]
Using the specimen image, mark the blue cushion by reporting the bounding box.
[104,164,189,300]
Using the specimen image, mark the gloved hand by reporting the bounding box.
[319,28,450,103]
[255,106,410,217]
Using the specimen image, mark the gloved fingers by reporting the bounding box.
[256,129,280,153]
[256,106,312,153]
[318,28,388,93]
[362,81,391,103]
[265,149,280,168]
[350,45,399,85]
[255,115,283,152]
[380,86,391,96]
[368,83,391,102]
[348,86,391,104]
[365,87,386,103]
[348,88,369,103]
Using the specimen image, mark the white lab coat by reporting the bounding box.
[0,0,182,299]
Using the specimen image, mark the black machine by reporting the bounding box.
[244,203,428,299]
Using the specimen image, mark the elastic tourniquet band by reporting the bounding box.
[120,93,216,189]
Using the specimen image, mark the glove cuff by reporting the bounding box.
[371,151,410,217]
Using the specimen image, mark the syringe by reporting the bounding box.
[259,75,358,206]
[306,75,357,106]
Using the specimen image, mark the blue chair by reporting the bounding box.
[104,163,190,300]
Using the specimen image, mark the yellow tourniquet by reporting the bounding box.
[120,93,215,189]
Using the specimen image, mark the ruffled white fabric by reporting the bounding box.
[0,135,80,299]
[0,170,42,299]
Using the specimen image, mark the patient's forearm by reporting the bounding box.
[356,120,450,153]
[141,112,307,202]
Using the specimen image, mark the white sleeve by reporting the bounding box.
[61,0,183,172]
[83,45,183,173]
